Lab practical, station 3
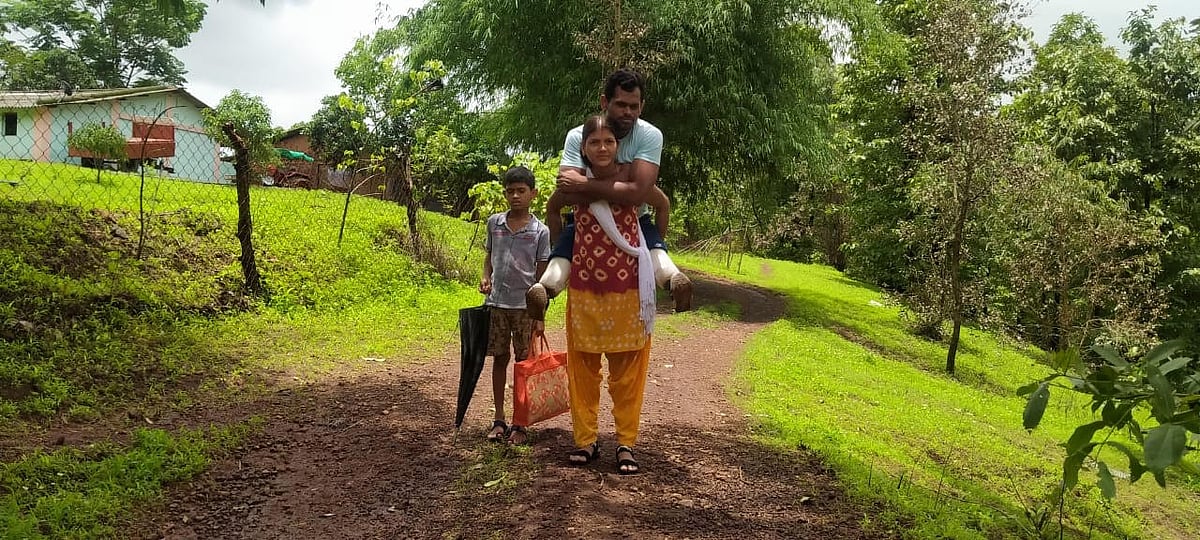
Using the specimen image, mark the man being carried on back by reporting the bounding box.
[526,69,692,321]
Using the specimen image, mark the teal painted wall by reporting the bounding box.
[0,109,38,160]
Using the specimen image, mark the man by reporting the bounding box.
[526,69,692,319]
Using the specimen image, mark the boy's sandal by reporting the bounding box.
[616,445,640,475]
[567,442,600,465]
[486,420,508,442]
[506,425,529,445]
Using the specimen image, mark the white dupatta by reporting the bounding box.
[587,199,656,336]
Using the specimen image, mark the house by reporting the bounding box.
[274,127,367,196]
[0,86,233,183]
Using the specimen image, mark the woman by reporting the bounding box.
[562,115,655,475]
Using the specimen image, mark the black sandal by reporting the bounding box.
[506,425,528,445]
[486,420,508,442]
[567,442,600,465]
[616,445,640,475]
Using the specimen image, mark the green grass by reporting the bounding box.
[0,159,498,421]
[675,252,1200,539]
[0,160,504,537]
[1,420,259,539]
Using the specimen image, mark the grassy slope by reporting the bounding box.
[0,160,519,537]
[674,252,1200,539]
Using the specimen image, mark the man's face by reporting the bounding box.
[601,86,643,137]
[505,183,536,211]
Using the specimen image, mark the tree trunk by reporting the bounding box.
[222,123,265,295]
[390,154,421,257]
[946,196,969,375]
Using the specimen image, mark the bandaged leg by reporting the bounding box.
[538,257,571,297]
[651,248,680,289]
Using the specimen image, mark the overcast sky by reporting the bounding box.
[176,0,1195,128]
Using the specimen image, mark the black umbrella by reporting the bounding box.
[455,305,491,429]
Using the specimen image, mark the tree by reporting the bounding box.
[0,0,206,89]
[1008,9,1200,347]
[1120,9,1200,347]
[399,0,876,225]
[985,148,1165,352]
[899,0,1021,374]
[333,25,449,254]
[308,94,369,168]
[66,123,127,183]
[202,90,277,295]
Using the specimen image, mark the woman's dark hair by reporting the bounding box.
[580,115,615,168]
[603,69,646,101]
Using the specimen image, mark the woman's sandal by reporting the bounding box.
[507,425,528,446]
[615,445,640,475]
[567,442,600,465]
[486,419,508,442]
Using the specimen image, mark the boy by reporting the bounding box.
[480,166,551,445]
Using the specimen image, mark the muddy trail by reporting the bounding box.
[135,274,883,539]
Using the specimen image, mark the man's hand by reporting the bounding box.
[556,169,589,193]
[532,320,545,337]
[479,278,492,295]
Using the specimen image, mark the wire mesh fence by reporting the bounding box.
[0,85,415,278]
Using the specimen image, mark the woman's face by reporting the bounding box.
[583,127,618,168]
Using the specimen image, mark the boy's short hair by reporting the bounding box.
[503,166,536,190]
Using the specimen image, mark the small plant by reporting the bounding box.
[67,124,127,183]
[1021,341,1198,501]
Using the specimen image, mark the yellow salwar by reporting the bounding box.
[565,205,652,449]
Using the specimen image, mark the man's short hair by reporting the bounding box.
[503,165,536,190]
[603,69,646,101]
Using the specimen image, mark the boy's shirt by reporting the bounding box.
[485,211,551,309]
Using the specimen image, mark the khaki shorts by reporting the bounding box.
[487,307,532,359]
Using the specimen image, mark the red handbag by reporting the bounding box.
[512,336,570,426]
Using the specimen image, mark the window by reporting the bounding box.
[3,113,16,136]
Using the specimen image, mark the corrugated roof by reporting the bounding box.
[0,86,211,110]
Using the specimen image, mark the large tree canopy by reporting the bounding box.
[0,0,206,89]
[398,0,877,220]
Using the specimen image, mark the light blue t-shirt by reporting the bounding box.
[560,118,663,170]
[561,118,662,215]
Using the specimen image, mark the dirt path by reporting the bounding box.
[136,274,881,539]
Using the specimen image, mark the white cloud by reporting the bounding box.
[177,0,425,128]
[1024,0,1194,51]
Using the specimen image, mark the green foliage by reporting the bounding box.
[0,198,241,419]
[202,90,278,168]
[896,0,1023,371]
[471,152,559,222]
[1023,341,1199,500]
[679,251,1199,539]
[1008,8,1200,346]
[984,148,1165,351]
[399,0,877,224]
[837,0,931,290]
[0,0,207,89]
[308,94,369,168]
[1,422,256,539]
[66,124,127,162]
[0,159,490,421]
